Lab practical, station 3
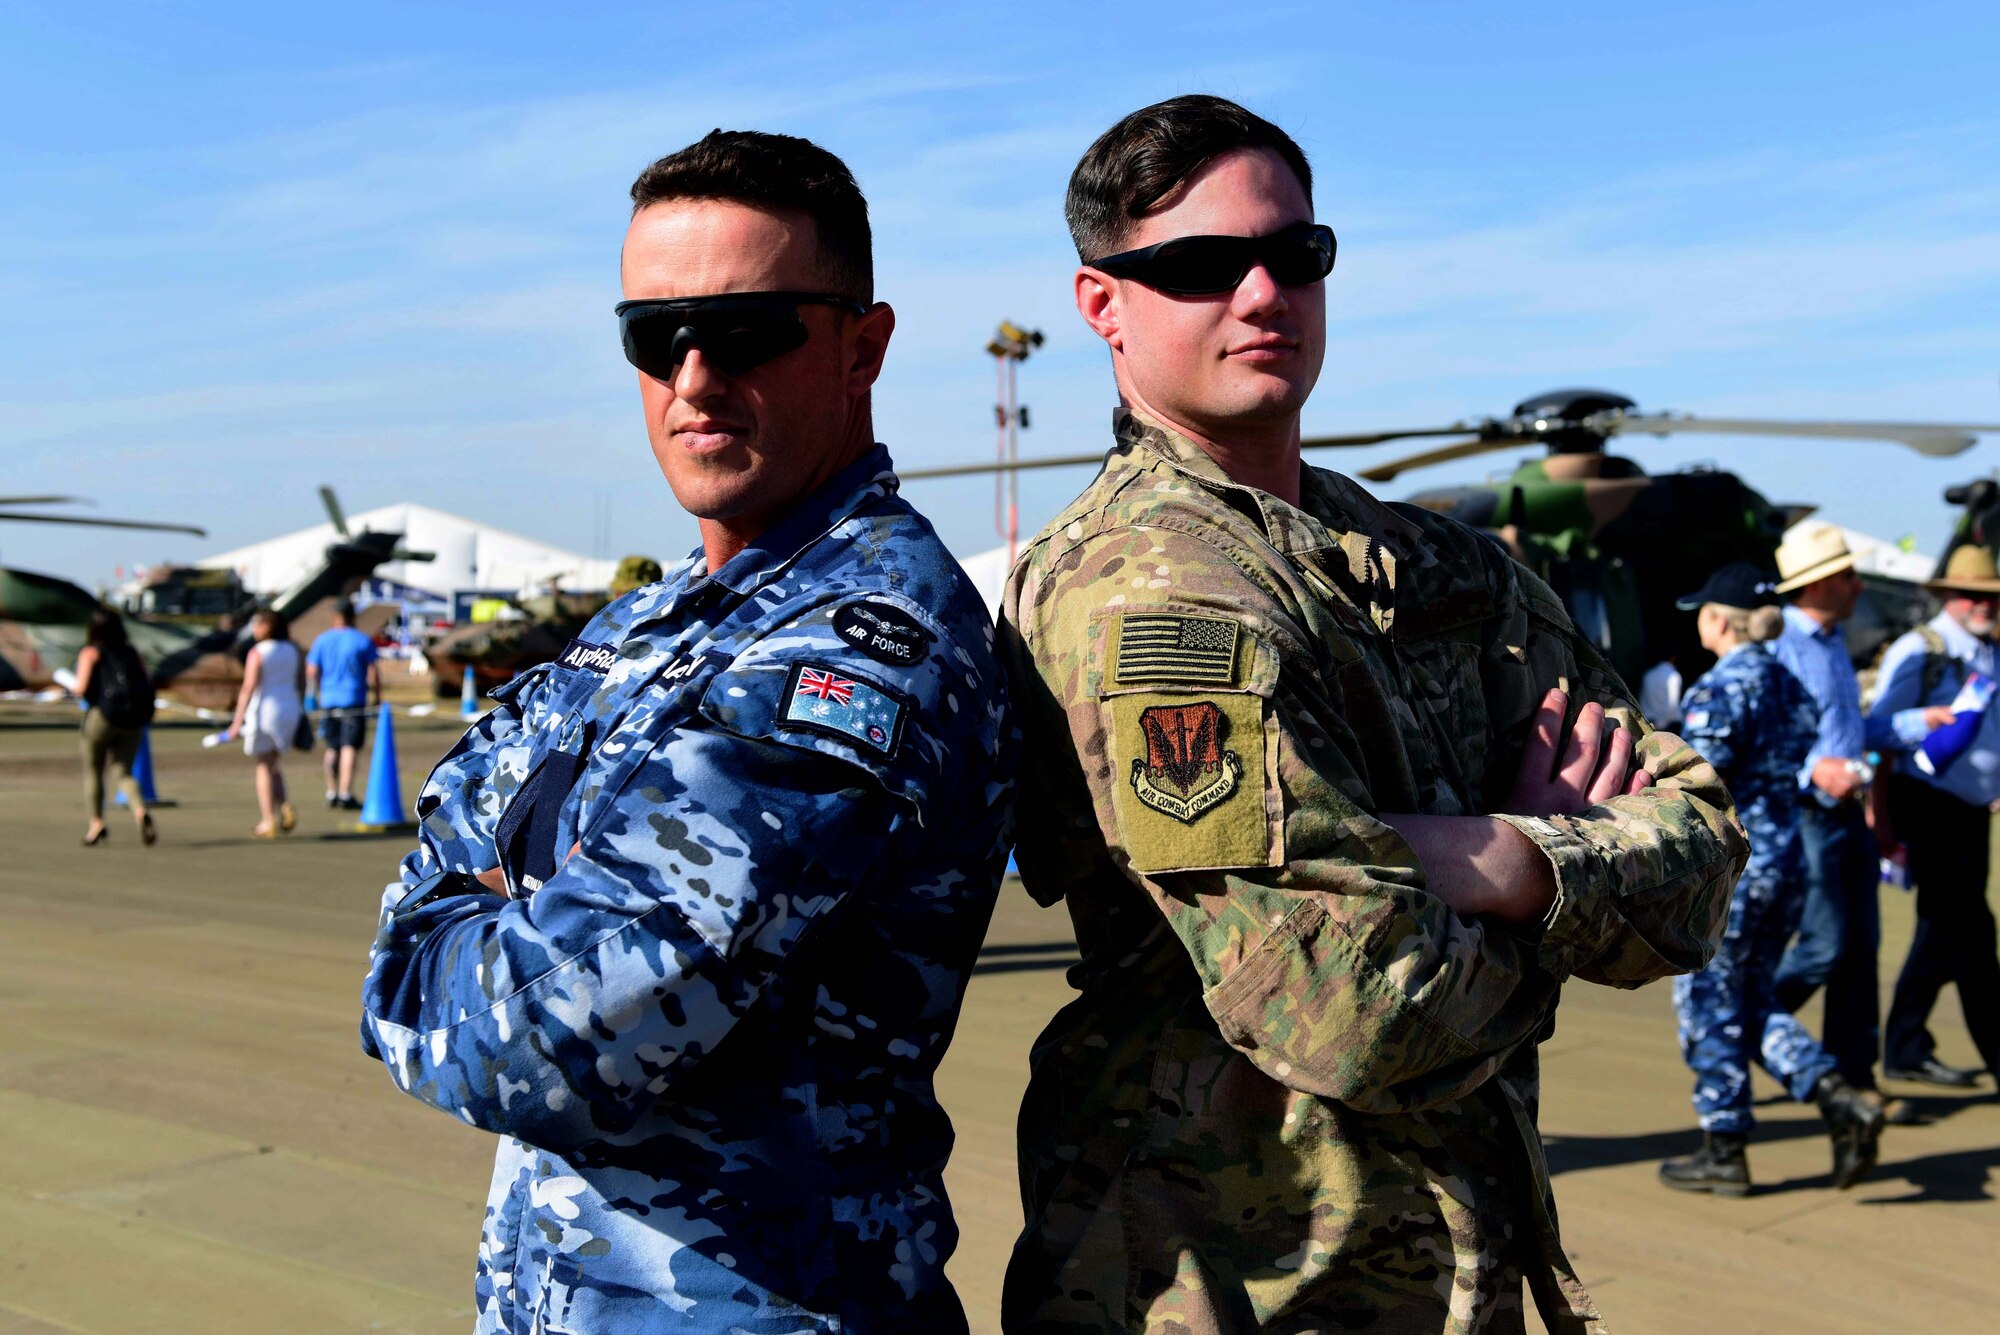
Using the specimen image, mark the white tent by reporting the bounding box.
[197,502,620,600]
[956,544,1014,622]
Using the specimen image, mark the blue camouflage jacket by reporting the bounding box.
[360,445,1015,1334]
[1679,642,1816,884]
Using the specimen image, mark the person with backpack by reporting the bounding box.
[73,607,156,847]
[1865,543,2000,1092]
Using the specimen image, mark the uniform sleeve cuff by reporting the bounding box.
[1492,812,1599,977]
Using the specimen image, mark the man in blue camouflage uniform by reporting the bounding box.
[359,130,1014,1333]
[1662,563,1884,1195]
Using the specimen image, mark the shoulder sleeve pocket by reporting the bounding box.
[1091,612,1284,875]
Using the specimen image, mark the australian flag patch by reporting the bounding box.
[778,661,907,757]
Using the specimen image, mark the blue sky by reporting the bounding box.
[4,1,1998,585]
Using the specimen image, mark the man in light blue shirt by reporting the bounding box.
[1770,522,1882,1097]
[1865,545,2000,1090]
[305,600,379,809]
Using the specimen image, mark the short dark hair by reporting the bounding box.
[629,129,873,302]
[1066,95,1313,262]
[332,598,356,623]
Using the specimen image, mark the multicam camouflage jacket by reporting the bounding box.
[999,410,1745,1335]
[359,445,1015,1334]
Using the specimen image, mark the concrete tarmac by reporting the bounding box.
[2,713,1994,1332]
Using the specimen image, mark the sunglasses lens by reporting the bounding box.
[1266,226,1336,285]
[1145,237,1252,295]
[698,314,807,377]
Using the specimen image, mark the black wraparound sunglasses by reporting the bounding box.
[615,291,869,381]
[1086,222,1336,296]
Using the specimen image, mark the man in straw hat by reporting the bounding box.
[1864,542,2000,1092]
[1771,521,1886,1100]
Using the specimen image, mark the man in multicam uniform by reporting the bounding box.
[359,131,1014,1334]
[1000,95,1746,1334]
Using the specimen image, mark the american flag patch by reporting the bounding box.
[1115,614,1240,685]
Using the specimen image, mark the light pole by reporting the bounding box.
[986,320,1043,564]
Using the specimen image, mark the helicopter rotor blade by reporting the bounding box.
[898,424,1486,482]
[0,510,208,537]
[900,451,1112,481]
[0,495,91,507]
[1355,436,1539,484]
[1609,414,1998,457]
[1298,425,1486,450]
[319,485,351,538]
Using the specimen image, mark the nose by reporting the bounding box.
[670,343,727,403]
[1231,261,1288,320]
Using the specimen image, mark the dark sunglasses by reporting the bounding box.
[615,291,868,381]
[1086,222,1336,296]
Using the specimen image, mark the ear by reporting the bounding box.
[1075,268,1123,351]
[844,301,896,395]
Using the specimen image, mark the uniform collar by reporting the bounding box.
[701,443,899,597]
[1111,406,1430,614]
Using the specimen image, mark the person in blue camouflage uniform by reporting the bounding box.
[360,130,1014,1333]
[1661,563,1885,1195]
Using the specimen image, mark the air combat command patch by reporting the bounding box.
[1131,701,1241,822]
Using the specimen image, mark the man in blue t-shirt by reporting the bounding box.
[305,599,380,809]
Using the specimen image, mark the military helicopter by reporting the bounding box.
[1,495,208,698]
[0,487,432,710]
[904,389,2000,687]
[427,555,664,697]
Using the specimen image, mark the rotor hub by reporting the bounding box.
[1505,388,1635,454]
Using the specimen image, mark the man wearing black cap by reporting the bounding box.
[1865,544,2000,1092]
[1661,563,1886,1193]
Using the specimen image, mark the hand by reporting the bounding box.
[1811,756,1861,802]
[469,843,580,897]
[1922,705,1957,731]
[224,722,240,741]
[1503,689,1652,818]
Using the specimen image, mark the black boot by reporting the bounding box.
[1814,1073,1886,1190]
[1659,1131,1750,1196]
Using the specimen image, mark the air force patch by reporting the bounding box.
[778,661,907,757]
[832,600,934,667]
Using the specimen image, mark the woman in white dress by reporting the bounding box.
[226,607,304,838]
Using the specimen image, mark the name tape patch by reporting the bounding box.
[1115,614,1240,685]
[778,661,907,757]
[557,639,619,673]
[833,600,934,667]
